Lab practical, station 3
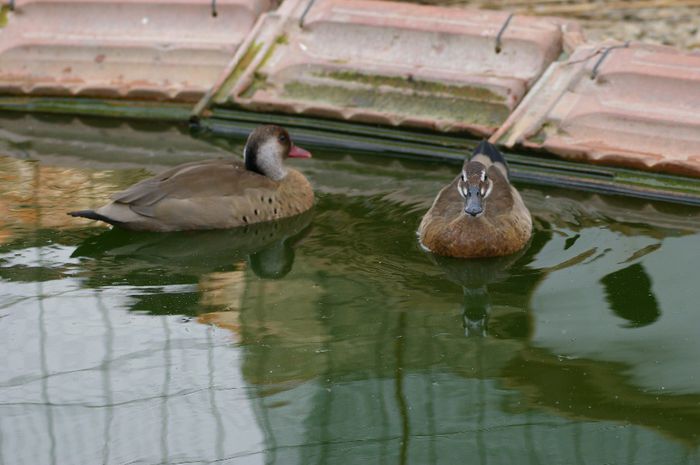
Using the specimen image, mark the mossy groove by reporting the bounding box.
[320,70,506,103]
[0,5,9,28]
[282,81,509,127]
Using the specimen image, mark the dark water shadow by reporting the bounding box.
[601,263,661,328]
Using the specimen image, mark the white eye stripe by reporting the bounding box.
[457,181,468,198]
[483,179,493,199]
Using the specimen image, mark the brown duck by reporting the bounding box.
[69,125,314,231]
[418,141,532,258]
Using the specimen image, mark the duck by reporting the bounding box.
[68,125,314,232]
[418,140,531,258]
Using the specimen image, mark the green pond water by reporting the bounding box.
[1,114,700,465]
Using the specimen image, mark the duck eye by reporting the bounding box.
[278,134,288,143]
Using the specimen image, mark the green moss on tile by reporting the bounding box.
[213,41,263,103]
[617,172,700,196]
[529,122,560,145]
[275,34,289,46]
[258,35,287,71]
[241,71,272,99]
[282,81,509,127]
[0,5,10,28]
[237,34,290,99]
[318,71,506,103]
[0,97,191,121]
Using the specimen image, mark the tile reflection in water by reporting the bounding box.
[602,263,660,328]
[1,114,700,464]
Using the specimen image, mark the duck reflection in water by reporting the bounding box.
[428,250,525,337]
[71,210,313,315]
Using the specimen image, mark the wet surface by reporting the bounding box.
[1,114,700,465]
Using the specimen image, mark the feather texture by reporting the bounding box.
[418,144,531,258]
[68,126,314,231]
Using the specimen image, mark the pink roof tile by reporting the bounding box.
[0,0,272,101]
[493,42,700,176]
[218,0,581,135]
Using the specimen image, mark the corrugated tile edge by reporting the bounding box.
[492,41,700,177]
[195,0,584,136]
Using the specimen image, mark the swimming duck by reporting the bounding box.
[418,140,531,258]
[69,125,314,231]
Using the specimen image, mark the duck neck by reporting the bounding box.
[245,141,288,181]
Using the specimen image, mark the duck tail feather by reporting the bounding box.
[67,210,123,226]
[472,140,510,177]
[472,140,505,164]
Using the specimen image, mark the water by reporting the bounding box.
[1,114,700,465]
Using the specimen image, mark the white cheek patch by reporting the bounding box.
[482,179,493,199]
[250,139,288,181]
[258,139,278,160]
[457,181,468,199]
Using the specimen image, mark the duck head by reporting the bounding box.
[457,161,493,217]
[244,125,311,181]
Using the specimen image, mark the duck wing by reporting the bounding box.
[111,159,277,217]
[485,164,515,213]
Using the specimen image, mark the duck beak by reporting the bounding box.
[288,144,312,159]
[464,186,483,217]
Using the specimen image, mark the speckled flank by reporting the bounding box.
[241,170,314,226]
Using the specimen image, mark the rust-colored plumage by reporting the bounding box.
[69,125,314,231]
[418,141,532,258]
